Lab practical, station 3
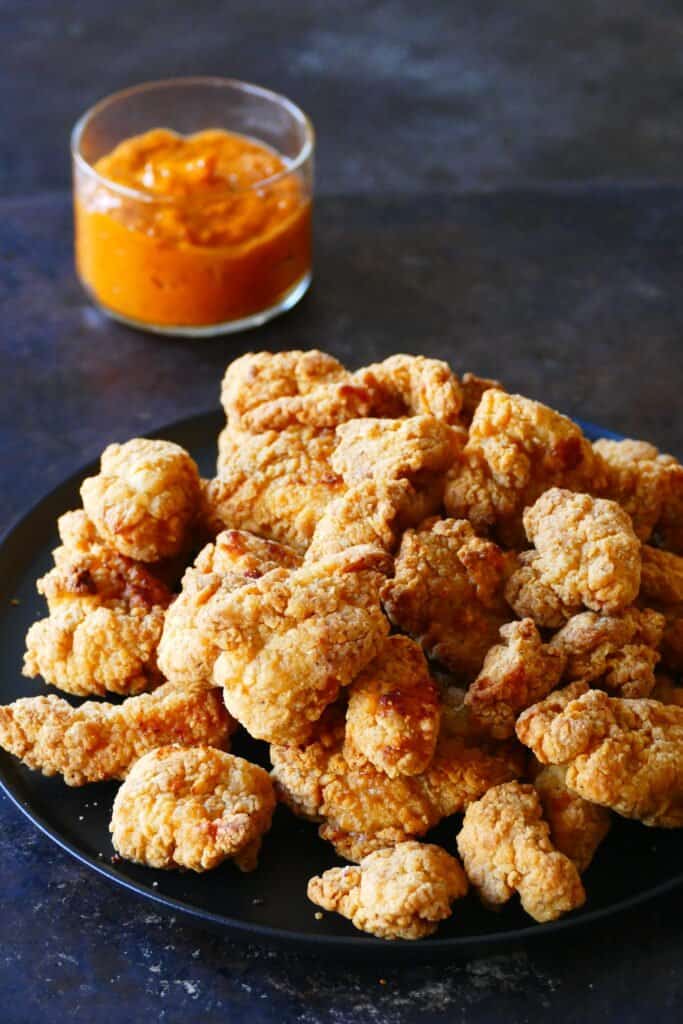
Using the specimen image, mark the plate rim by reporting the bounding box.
[1,409,680,956]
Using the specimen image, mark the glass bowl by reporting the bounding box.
[72,77,314,337]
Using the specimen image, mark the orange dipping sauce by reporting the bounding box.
[75,129,311,330]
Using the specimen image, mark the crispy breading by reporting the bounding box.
[444,392,602,545]
[0,682,233,786]
[505,489,641,626]
[23,513,172,697]
[382,517,515,680]
[110,746,275,872]
[307,842,468,940]
[465,619,565,739]
[355,354,464,423]
[202,546,391,743]
[530,762,611,873]
[271,717,524,861]
[516,685,683,827]
[158,530,301,688]
[548,608,664,698]
[457,781,586,922]
[651,673,683,707]
[81,438,200,562]
[593,439,683,543]
[459,373,504,426]
[640,545,683,606]
[344,636,441,778]
[331,415,463,487]
[220,350,378,432]
[204,425,344,554]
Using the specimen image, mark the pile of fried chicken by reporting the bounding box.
[3,349,683,941]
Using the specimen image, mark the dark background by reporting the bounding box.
[1,2,683,1021]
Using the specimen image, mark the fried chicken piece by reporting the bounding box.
[465,619,565,739]
[204,425,344,554]
[110,746,275,872]
[459,372,504,426]
[158,530,301,689]
[382,517,515,680]
[0,681,233,786]
[444,392,602,546]
[516,685,683,827]
[344,636,441,778]
[81,438,201,562]
[271,716,524,861]
[530,762,611,873]
[505,489,641,627]
[457,781,586,922]
[23,513,172,697]
[221,350,379,432]
[202,546,391,743]
[332,415,463,488]
[640,545,683,606]
[593,439,683,543]
[548,608,664,698]
[355,354,464,424]
[307,842,468,940]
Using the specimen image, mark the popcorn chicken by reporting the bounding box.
[382,517,515,680]
[465,619,565,739]
[344,636,441,777]
[505,489,641,627]
[531,762,611,873]
[307,842,468,940]
[304,479,413,562]
[23,511,172,697]
[204,546,391,743]
[456,781,586,922]
[271,713,524,861]
[516,685,683,827]
[0,681,233,786]
[548,607,664,698]
[205,425,345,554]
[158,529,301,689]
[110,746,275,872]
[81,439,201,562]
[445,392,601,545]
[221,350,377,432]
[593,438,683,543]
[355,354,464,424]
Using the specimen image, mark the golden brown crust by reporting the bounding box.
[465,619,565,739]
[459,373,504,426]
[445,392,601,545]
[332,415,463,488]
[81,439,201,562]
[355,354,464,424]
[204,546,392,743]
[640,545,683,606]
[593,439,683,543]
[531,762,611,873]
[0,681,233,786]
[382,517,515,680]
[272,717,524,860]
[110,746,275,872]
[158,530,301,689]
[307,842,468,940]
[456,781,586,922]
[344,636,441,777]
[516,685,683,827]
[505,489,641,626]
[23,512,173,697]
[205,425,345,553]
[549,607,664,698]
[221,350,378,433]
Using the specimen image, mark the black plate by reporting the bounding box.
[1,411,682,959]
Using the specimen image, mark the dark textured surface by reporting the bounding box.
[3,1,683,1019]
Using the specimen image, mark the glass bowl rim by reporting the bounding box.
[71,76,315,204]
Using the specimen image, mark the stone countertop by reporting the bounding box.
[3,1,683,1018]
[1,188,682,1022]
